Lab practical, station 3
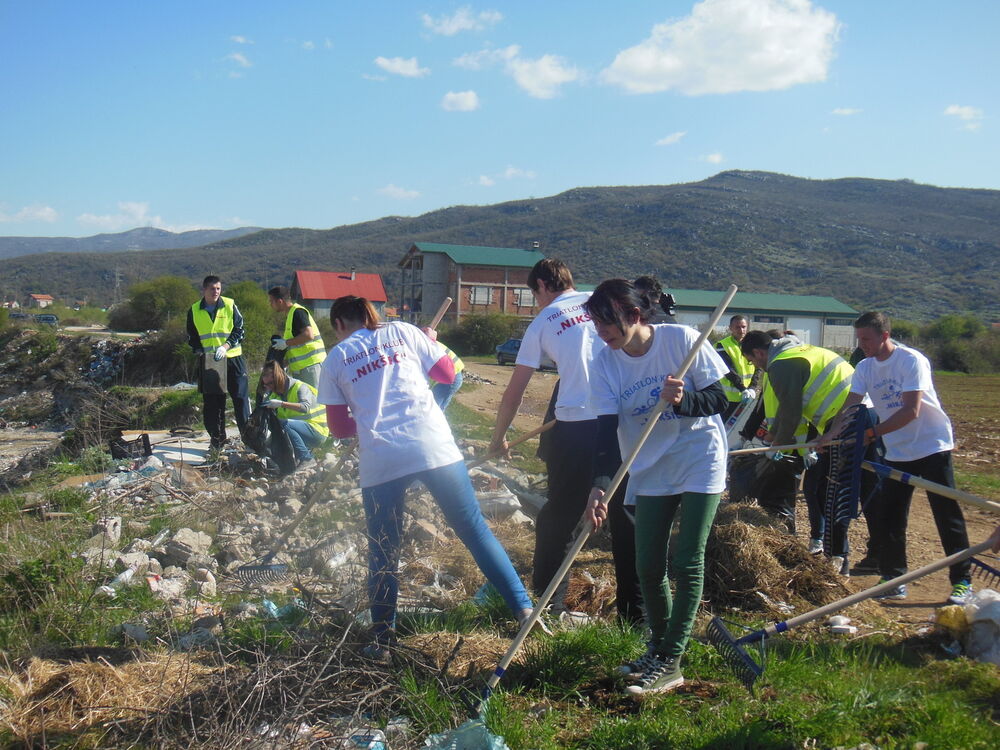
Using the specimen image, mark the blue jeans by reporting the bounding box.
[431,370,463,411]
[362,459,531,643]
[281,418,324,461]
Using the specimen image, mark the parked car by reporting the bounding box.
[33,313,59,326]
[8,312,29,320]
[495,338,556,370]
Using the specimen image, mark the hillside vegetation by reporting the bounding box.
[2,171,999,321]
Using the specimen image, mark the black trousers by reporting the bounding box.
[533,419,598,610]
[868,450,970,584]
[803,451,849,557]
[607,478,643,624]
[201,355,250,444]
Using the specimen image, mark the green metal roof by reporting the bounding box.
[407,242,545,268]
[670,289,857,316]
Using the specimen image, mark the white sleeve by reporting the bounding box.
[899,350,932,393]
[589,351,620,416]
[399,322,447,374]
[850,360,870,396]
[317,359,346,406]
[514,318,543,369]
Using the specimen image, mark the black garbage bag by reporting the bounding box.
[243,405,297,476]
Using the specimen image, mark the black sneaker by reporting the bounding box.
[617,648,658,681]
[852,556,879,575]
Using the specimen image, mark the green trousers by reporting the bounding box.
[634,492,721,660]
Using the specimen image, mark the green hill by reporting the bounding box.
[2,171,998,322]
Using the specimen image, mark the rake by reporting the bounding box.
[823,403,880,553]
[969,555,1000,588]
[236,446,357,585]
[708,538,994,692]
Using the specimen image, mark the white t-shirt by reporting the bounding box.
[317,321,462,487]
[850,343,954,462]
[516,289,604,422]
[590,324,729,499]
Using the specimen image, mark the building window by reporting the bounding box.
[469,286,493,305]
[825,317,855,326]
[753,315,784,324]
[514,288,534,307]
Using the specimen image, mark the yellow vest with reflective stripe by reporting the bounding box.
[716,334,755,403]
[191,297,242,357]
[764,344,853,434]
[283,303,326,372]
[761,373,810,454]
[275,379,329,437]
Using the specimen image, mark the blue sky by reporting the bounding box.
[1,0,996,237]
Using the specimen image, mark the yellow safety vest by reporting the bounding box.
[763,344,853,435]
[275,379,329,437]
[716,334,756,403]
[191,297,242,357]
[283,303,326,373]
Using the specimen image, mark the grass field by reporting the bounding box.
[0,371,998,748]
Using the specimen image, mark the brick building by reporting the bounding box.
[397,242,546,324]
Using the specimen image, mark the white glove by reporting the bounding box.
[741,388,756,403]
[804,450,819,469]
[271,337,288,351]
[213,346,227,361]
[766,449,784,462]
[265,399,283,409]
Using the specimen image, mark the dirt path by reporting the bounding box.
[0,427,62,473]
[458,361,1000,624]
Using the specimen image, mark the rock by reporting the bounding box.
[185,553,219,574]
[177,627,217,650]
[162,527,213,567]
[80,546,117,570]
[122,538,153,554]
[410,518,447,544]
[279,498,304,518]
[114,552,150,576]
[477,489,522,520]
[91,516,122,545]
[507,510,534,526]
[146,558,163,575]
[191,568,217,597]
[114,623,150,642]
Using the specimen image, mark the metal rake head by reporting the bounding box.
[236,562,290,585]
[706,616,765,693]
[969,557,1000,588]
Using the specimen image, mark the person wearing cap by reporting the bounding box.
[267,286,326,388]
[186,275,251,453]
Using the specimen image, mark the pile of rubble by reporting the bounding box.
[70,444,555,649]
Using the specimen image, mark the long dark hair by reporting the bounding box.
[330,295,379,330]
[584,277,670,334]
[261,360,289,396]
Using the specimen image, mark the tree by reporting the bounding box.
[923,314,985,341]
[109,276,198,331]
[442,313,520,355]
[226,280,281,367]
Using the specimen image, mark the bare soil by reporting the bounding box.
[457,362,1000,625]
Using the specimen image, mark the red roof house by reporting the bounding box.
[290,270,388,320]
[29,293,54,308]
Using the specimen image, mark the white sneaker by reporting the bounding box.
[808,538,823,555]
[830,556,850,578]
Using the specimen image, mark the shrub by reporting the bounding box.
[442,313,520,356]
[226,281,280,368]
[109,276,198,332]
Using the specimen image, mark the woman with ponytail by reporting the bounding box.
[583,277,728,695]
[318,296,534,660]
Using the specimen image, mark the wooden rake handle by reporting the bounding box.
[428,296,453,329]
[863,460,1000,515]
[466,420,555,470]
[480,283,739,707]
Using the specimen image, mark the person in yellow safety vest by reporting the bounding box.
[715,314,758,420]
[742,329,855,576]
[260,360,329,469]
[421,326,464,410]
[267,286,327,388]
[186,275,251,452]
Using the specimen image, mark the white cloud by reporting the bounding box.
[478,175,496,187]
[703,153,724,164]
[75,201,210,233]
[422,7,503,36]
[378,184,420,200]
[226,52,252,68]
[362,73,388,82]
[302,40,316,51]
[0,204,59,223]
[508,54,580,98]
[230,35,253,44]
[454,45,578,98]
[374,56,430,78]
[832,107,861,116]
[453,45,520,70]
[503,165,536,179]
[324,38,333,49]
[442,90,480,111]
[944,104,984,131]
[601,0,840,95]
[656,131,687,146]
